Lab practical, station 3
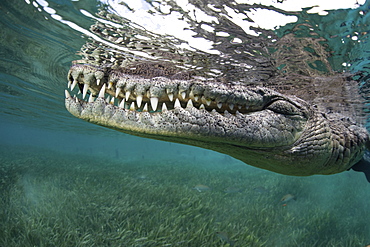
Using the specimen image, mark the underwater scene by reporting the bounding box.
[1,0,370,246]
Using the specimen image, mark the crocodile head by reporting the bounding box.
[65,63,368,176]
[65,4,369,177]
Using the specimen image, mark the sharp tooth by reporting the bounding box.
[110,97,115,105]
[75,97,79,103]
[130,102,135,111]
[125,91,131,101]
[150,97,159,111]
[115,87,122,97]
[136,95,143,107]
[217,102,222,109]
[108,81,113,89]
[189,90,194,98]
[174,98,181,108]
[143,103,148,112]
[106,95,111,103]
[98,84,106,98]
[71,80,77,90]
[229,103,234,110]
[88,94,95,103]
[194,96,199,101]
[162,103,168,111]
[65,90,71,98]
[119,99,125,108]
[168,93,174,101]
[96,79,101,86]
[186,99,193,108]
[67,81,71,88]
[238,105,242,109]
[206,99,211,106]
[83,84,89,99]
[181,91,186,99]
[199,104,205,110]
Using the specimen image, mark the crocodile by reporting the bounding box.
[64,6,370,180]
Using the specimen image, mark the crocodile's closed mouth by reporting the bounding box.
[66,64,277,116]
[65,6,369,178]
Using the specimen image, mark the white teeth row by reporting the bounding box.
[65,84,201,112]
[67,65,256,115]
[67,68,246,113]
[67,81,244,113]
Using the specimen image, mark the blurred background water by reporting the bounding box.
[1,0,370,246]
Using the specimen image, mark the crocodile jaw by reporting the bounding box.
[65,64,367,176]
[65,64,308,167]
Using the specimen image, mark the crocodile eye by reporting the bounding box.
[266,100,302,115]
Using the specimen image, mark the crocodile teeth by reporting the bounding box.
[98,84,106,98]
[186,99,193,108]
[150,97,159,111]
[189,90,194,98]
[71,80,77,91]
[88,94,95,103]
[136,95,143,107]
[201,96,211,106]
[174,98,181,108]
[143,103,148,112]
[115,87,121,97]
[65,66,253,116]
[130,102,135,111]
[65,90,71,98]
[119,99,125,108]
[83,84,89,99]
[125,91,131,101]
[162,103,168,111]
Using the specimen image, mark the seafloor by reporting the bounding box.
[0,144,369,247]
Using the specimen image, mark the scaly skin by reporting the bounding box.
[65,63,369,176]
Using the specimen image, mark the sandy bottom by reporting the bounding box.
[0,144,369,246]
